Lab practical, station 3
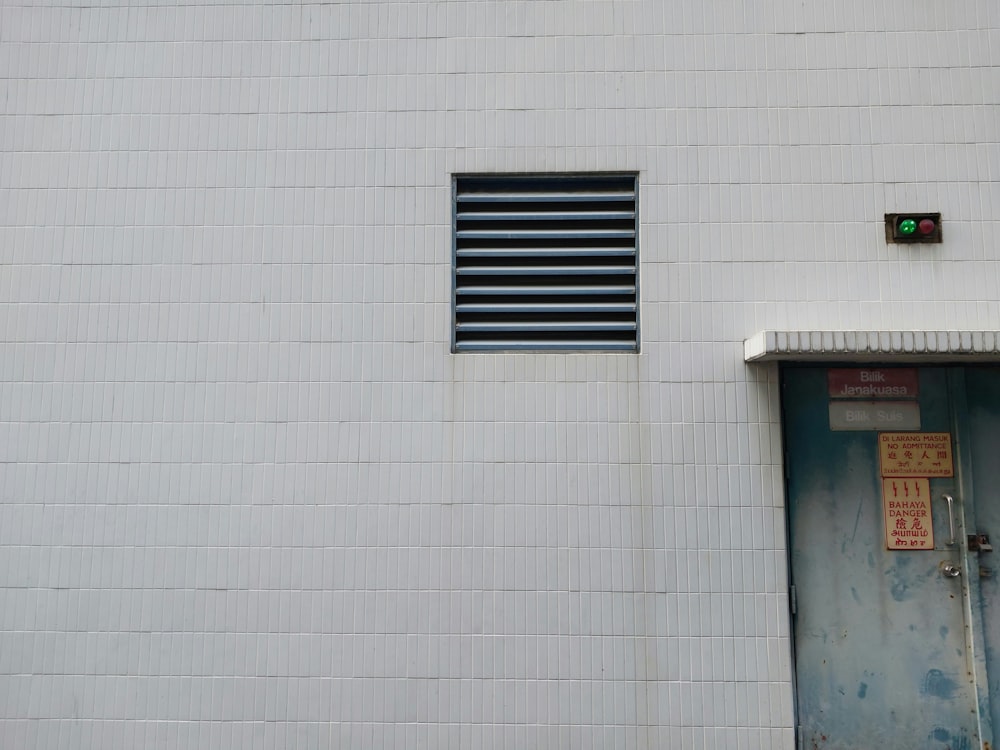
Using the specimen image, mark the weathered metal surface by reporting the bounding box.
[784,367,983,748]
[963,369,1000,748]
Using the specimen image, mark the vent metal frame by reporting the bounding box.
[451,173,640,353]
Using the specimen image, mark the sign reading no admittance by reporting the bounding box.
[878,432,954,477]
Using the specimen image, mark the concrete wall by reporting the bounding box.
[1,1,997,747]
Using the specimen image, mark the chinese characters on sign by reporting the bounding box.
[824,370,954,551]
[876,432,953,551]
[878,432,954,477]
[882,478,934,549]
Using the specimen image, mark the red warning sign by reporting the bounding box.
[828,368,919,399]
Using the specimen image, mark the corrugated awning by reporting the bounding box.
[744,331,1000,363]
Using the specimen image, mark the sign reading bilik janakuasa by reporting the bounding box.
[828,368,919,399]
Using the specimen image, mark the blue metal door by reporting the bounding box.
[783,366,1000,750]
[963,368,1000,744]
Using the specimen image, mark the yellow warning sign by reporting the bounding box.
[882,478,934,549]
[878,432,954,477]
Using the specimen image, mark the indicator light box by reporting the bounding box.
[885,213,942,244]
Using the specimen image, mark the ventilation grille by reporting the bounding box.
[453,174,638,352]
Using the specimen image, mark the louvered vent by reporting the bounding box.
[453,174,638,352]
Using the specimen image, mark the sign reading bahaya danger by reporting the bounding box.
[882,478,934,549]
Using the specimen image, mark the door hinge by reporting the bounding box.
[790,584,797,615]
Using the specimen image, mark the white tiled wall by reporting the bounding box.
[1,1,997,747]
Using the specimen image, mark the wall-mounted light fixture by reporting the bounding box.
[885,213,942,244]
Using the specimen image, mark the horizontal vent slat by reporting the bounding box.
[457,265,635,276]
[458,321,636,332]
[457,191,634,203]
[457,247,635,258]
[456,302,636,313]
[457,228,635,240]
[458,210,635,222]
[456,340,638,352]
[457,285,635,296]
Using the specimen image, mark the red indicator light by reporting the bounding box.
[918,218,936,235]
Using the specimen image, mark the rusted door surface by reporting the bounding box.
[965,368,1000,744]
[783,366,1000,750]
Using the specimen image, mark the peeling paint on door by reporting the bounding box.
[784,367,990,748]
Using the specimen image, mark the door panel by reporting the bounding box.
[965,368,1000,741]
[784,367,979,749]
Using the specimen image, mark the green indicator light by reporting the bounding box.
[898,219,917,235]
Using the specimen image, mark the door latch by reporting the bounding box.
[968,534,993,552]
[941,563,962,578]
[941,494,957,546]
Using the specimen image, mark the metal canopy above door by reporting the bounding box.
[746,330,1000,363]
[782,366,1000,750]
